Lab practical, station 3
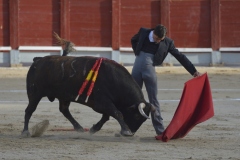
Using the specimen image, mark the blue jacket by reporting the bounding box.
[131,27,197,75]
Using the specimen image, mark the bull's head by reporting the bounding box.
[122,102,156,134]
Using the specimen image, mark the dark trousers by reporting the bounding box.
[132,51,164,135]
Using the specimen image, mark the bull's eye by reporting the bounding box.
[134,114,141,120]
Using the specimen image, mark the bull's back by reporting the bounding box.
[27,55,143,104]
[27,56,103,98]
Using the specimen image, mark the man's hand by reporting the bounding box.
[193,71,201,77]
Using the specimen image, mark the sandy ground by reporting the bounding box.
[0,66,240,160]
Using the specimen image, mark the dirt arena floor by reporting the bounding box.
[0,66,240,160]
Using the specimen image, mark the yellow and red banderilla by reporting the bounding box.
[75,58,103,103]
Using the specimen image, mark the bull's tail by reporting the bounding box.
[26,64,37,97]
[27,57,42,96]
[53,32,76,56]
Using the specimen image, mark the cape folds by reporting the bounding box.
[156,73,214,142]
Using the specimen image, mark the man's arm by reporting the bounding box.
[168,40,200,76]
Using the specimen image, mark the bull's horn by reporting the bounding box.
[138,103,150,119]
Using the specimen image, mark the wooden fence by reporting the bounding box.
[0,0,240,66]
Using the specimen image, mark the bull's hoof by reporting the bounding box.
[21,130,31,138]
[120,130,133,136]
[75,127,85,132]
[114,133,122,137]
[89,126,97,135]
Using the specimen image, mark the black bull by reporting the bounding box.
[21,56,156,137]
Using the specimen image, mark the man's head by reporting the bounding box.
[153,24,167,43]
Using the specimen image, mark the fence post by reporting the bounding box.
[160,0,170,37]
[60,0,70,40]
[112,0,121,63]
[9,0,21,67]
[211,0,222,65]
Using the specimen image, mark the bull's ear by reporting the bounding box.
[150,104,156,112]
[128,104,137,111]
[143,103,156,113]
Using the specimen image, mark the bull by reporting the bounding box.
[21,34,155,137]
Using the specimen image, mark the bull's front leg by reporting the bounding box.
[112,110,133,136]
[93,103,133,136]
[59,100,85,132]
[89,114,109,134]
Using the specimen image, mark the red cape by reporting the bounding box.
[156,73,214,142]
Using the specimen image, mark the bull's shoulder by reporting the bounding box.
[101,59,131,77]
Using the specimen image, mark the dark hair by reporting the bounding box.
[153,24,167,38]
